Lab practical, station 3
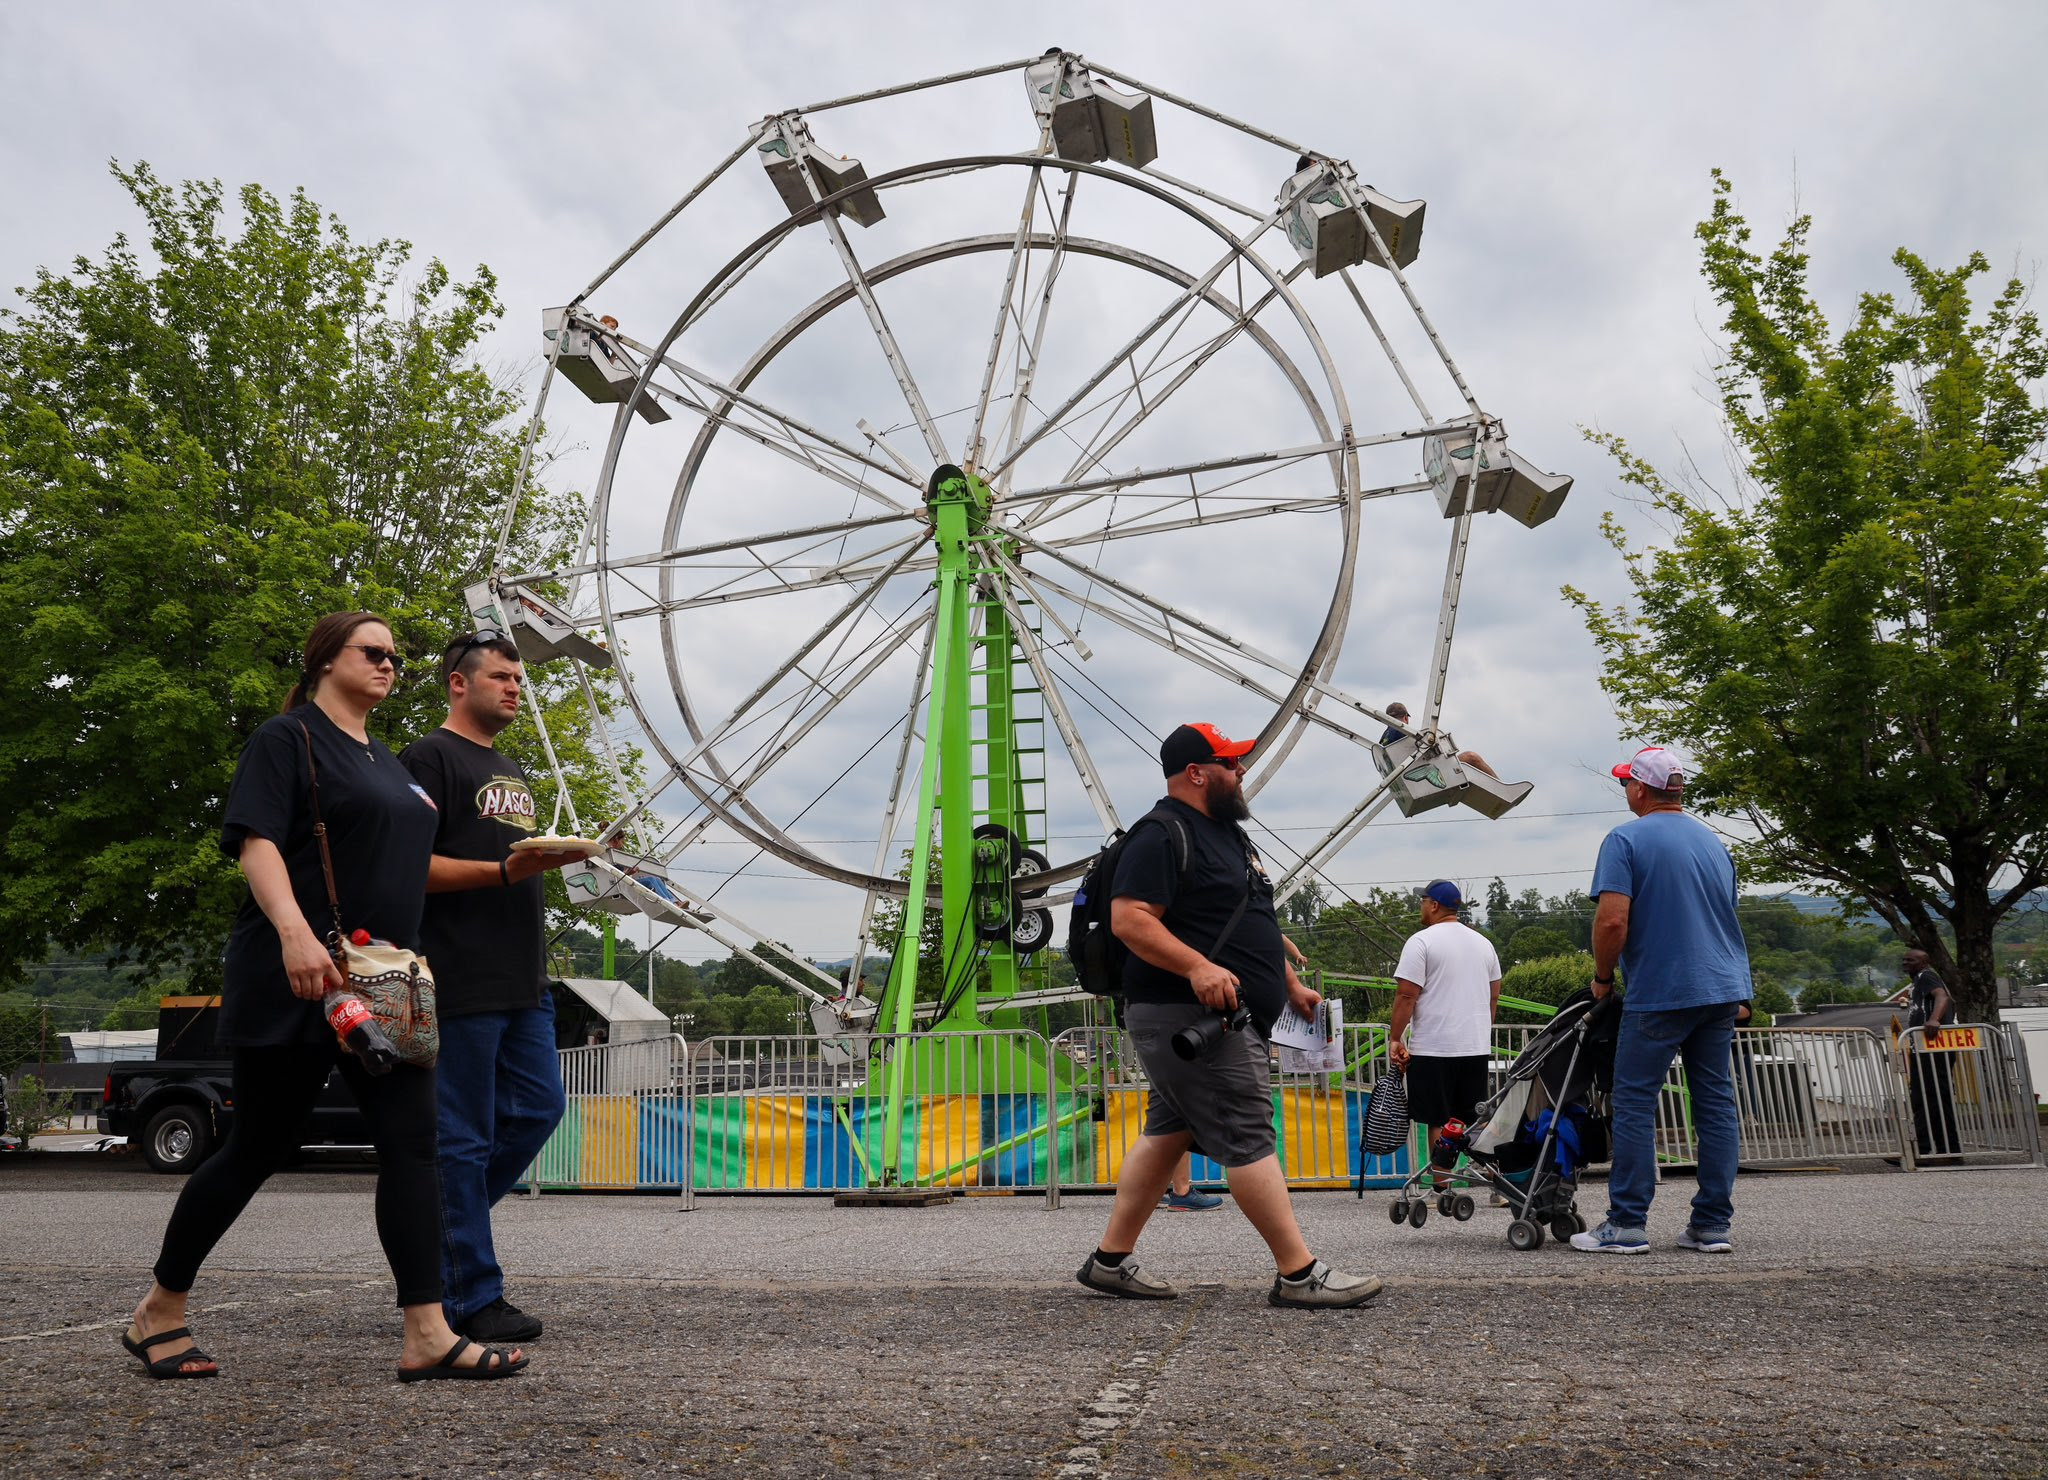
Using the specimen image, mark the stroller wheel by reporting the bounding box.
[1407,1200,1429,1229]
[1436,1191,1457,1217]
[1453,1194,1476,1222]
[1550,1212,1587,1241]
[1389,1199,1409,1225]
[1506,1218,1544,1252]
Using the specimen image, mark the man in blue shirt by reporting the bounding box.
[1571,746,1751,1255]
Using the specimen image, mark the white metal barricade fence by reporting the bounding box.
[1897,1023,2045,1169]
[526,1033,689,1192]
[520,1020,2041,1195]
[681,1029,1056,1207]
[1489,1022,1912,1168]
[1046,1022,1387,1197]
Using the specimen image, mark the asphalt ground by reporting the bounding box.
[2,1155,2045,1478]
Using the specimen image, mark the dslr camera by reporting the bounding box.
[1171,1004,1251,1060]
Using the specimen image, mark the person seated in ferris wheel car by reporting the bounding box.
[1380,702,1498,778]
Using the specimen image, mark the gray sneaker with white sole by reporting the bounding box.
[1076,1254,1178,1300]
[1269,1260,1384,1309]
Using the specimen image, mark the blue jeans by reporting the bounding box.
[437,999,567,1322]
[1606,1002,1739,1234]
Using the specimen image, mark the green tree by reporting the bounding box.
[1498,952,1597,1025]
[0,163,628,990]
[1500,926,1574,971]
[1568,171,2048,1022]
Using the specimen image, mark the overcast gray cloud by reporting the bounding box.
[8,2,2045,964]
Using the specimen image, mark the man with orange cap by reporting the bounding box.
[1075,723,1383,1309]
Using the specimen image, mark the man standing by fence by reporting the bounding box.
[1573,746,1750,1256]
[1075,722,1382,1309]
[1389,879,1501,1187]
[1903,948,1960,1157]
[401,630,572,1343]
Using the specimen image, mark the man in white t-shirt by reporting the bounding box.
[1389,879,1502,1185]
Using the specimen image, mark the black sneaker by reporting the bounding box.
[458,1297,543,1344]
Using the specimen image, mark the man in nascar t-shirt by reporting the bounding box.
[400,630,575,1346]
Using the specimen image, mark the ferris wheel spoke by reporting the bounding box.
[1031,474,1431,552]
[811,202,952,466]
[664,605,936,855]
[986,204,1285,484]
[1036,491,1345,549]
[1039,264,1308,520]
[848,615,939,985]
[990,175,1081,493]
[1006,532,1391,743]
[612,538,933,620]
[636,347,924,510]
[670,541,926,780]
[965,165,1045,472]
[532,508,921,588]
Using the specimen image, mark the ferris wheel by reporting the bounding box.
[477,50,1571,1034]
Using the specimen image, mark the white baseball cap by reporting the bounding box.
[1612,745,1685,790]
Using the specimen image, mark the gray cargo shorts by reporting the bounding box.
[1124,1001,1277,1168]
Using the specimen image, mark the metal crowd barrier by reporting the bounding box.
[680,1028,1056,1208]
[527,1033,691,1192]
[1896,1023,2044,1169]
[520,1017,2043,1196]
[1045,1022,1407,1197]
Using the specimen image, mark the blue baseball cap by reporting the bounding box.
[1423,879,1463,910]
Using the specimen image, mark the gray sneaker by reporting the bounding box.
[1269,1260,1383,1309]
[1568,1220,1650,1255]
[1675,1225,1733,1253]
[1076,1254,1177,1300]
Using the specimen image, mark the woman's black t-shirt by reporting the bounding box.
[217,706,440,1047]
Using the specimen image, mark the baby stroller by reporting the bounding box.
[1386,989,1617,1251]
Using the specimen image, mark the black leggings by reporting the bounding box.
[153,1044,444,1308]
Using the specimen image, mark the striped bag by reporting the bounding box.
[1361,1065,1410,1156]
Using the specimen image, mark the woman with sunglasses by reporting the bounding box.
[122,611,527,1382]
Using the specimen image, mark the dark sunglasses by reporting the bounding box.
[343,643,404,670]
[452,626,509,657]
[1206,755,1244,772]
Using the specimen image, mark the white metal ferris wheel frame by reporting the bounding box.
[487,52,1559,966]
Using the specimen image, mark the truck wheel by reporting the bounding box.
[142,1104,214,1174]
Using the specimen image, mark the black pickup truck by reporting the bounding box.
[98,997,370,1173]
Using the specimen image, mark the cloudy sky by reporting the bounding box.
[9,3,2046,968]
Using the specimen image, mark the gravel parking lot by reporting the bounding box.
[4,1156,2044,1477]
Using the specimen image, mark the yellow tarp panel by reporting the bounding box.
[1279,1088,1350,1187]
[915,1095,983,1187]
[579,1096,638,1187]
[1093,1090,1150,1185]
[746,1095,808,1188]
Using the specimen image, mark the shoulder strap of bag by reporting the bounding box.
[1199,817,1255,959]
[293,718,346,953]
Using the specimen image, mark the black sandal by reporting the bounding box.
[395,1335,528,1382]
[121,1326,219,1379]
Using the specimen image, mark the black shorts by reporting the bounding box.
[1406,1053,1491,1128]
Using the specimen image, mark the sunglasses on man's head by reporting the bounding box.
[451,626,510,658]
[343,643,404,671]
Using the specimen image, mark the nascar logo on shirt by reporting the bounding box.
[475,778,538,832]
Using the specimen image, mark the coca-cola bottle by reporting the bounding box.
[324,988,400,1075]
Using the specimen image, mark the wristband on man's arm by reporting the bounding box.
[1593,975,1614,986]
[499,858,511,888]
